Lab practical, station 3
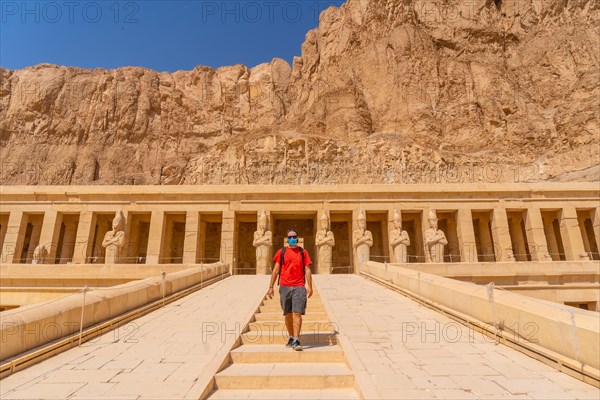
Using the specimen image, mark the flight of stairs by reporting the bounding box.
[207,286,360,399]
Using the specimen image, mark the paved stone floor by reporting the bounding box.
[315,275,599,400]
[2,275,599,399]
[0,276,269,400]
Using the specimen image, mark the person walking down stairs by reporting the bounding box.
[266,228,313,351]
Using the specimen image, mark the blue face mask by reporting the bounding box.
[288,237,298,246]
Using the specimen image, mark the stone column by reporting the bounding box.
[456,208,477,263]
[221,210,235,273]
[542,215,560,260]
[559,206,588,260]
[27,218,44,264]
[593,207,600,253]
[183,211,200,264]
[37,210,62,264]
[0,211,25,264]
[146,210,165,264]
[351,209,361,272]
[420,210,430,263]
[524,207,549,261]
[59,219,79,263]
[71,210,94,264]
[491,208,513,262]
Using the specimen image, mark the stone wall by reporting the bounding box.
[0,263,229,361]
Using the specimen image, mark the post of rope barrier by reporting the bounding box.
[161,271,166,308]
[486,282,499,344]
[568,308,581,366]
[78,286,88,347]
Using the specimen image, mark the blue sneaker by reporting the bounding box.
[285,337,294,347]
[292,339,303,351]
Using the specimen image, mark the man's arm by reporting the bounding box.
[305,264,313,298]
[267,262,280,299]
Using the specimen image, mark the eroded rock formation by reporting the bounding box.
[1,0,598,185]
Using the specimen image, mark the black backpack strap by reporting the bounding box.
[299,247,305,277]
[277,247,286,286]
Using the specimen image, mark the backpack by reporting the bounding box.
[277,246,305,286]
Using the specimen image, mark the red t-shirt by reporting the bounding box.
[273,247,312,287]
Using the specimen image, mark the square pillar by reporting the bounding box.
[221,210,235,273]
[559,206,588,260]
[491,208,513,262]
[71,211,94,264]
[524,207,549,261]
[183,211,200,264]
[592,208,600,255]
[421,210,431,263]
[146,210,165,264]
[351,210,359,273]
[0,211,25,264]
[457,208,477,263]
[37,211,62,263]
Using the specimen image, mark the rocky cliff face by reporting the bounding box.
[1,0,598,185]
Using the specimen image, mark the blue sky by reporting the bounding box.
[0,0,346,71]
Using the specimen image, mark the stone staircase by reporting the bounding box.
[206,287,360,399]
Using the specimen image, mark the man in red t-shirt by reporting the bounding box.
[267,229,313,351]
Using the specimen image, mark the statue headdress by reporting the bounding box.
[113,210,125,231]
[428,209,437,220]
[357,210,366,221]
[259,210,268,227]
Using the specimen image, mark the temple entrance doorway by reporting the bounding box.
[199,213,222,263]
[507,210,531,261]
[235,213,257,275]
[366,211,389,263]
[55,213,80,264]
[160,213,186,264]
[401,211,425,263]
[437,211,460,263]
[577,209,600,260]
[125,212,151,263]
[88,213,114,264]
[330,212,352,273]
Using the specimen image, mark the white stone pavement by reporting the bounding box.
[0,276,269,400]
[2,274,599,400]
[315,275,599,400]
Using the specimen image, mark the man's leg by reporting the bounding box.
[285,313,294,336]
[292,312,302,338]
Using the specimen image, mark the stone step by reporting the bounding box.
[254,312,329,321]
[230,344,345,363]
[264,294,321,301]
[241,331,338,345]
[246,321,335,334]
[213,362,355,389]
[207,388,360,399]
[259,304,324,313]
[262,298,322,306]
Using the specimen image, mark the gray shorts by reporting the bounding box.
[279,285,307,316]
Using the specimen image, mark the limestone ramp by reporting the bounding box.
[0,276,267,400]
[316,275,598,399]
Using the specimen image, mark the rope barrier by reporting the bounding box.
[78,286,88,347]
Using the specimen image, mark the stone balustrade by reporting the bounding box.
[0,262,229,361]
[362,260,600,382]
